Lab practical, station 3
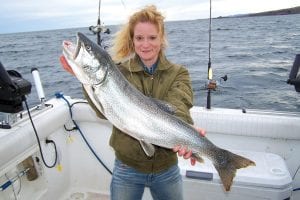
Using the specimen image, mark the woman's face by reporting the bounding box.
[133,22,162,67]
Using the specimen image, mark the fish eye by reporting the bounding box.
[86,45,92,51]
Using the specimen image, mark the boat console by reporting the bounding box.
[0,56,300,199]
[0,62,31,113]
[0,62,32,128]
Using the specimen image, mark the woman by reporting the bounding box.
[82,5,205,200]
[104,5,206,200]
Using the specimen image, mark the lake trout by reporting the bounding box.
[60,32,255,191]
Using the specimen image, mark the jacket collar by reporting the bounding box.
[122,53,173,73]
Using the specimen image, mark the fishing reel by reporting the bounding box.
[89,18,110,47]
[89,0,111,48]
[206,75,228,90]
[205,74,227,109]
[89,24,110,35]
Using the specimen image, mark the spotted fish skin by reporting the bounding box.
[61,32,255,191]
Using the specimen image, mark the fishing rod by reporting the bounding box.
[89,0,110,46]
[206,0,216,109]
[206,0,228,109]
[96,0,102,45]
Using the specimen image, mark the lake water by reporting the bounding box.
[0,14,300,113]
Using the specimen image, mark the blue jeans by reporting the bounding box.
[110,159,183,200]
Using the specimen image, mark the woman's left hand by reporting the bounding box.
[172,126,206,166]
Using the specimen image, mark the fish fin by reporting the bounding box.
[151,98,176,115]
[213,149,256,191]
[139,140,155,157]
[83,84,105,116]
[192,153,205,163]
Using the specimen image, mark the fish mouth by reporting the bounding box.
[59,54,74,75]
[60,38,81,75]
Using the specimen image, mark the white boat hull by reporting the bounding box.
[0,97,299,200]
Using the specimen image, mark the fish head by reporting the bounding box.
[61,32,110,85]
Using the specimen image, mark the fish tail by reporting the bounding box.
[213,149,255,191]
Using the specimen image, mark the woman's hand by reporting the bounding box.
[173,126,206,166]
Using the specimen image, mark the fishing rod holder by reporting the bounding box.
[31,68,46,109]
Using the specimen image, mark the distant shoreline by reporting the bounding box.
[217,6,300,19]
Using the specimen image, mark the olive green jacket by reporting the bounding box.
[84,54,194,173]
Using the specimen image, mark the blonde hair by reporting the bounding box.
[111,5,168,62]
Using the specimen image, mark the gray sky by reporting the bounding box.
[0,0,299,33]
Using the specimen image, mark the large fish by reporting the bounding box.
[60,32,255,191]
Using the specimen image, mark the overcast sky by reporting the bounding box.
[0,0,299,34]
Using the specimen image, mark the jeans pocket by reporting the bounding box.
[114,159,133,172]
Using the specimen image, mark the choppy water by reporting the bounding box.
[0,14,300,112]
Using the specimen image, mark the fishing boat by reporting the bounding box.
[0,59,299,200]
[1,2,300,200]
